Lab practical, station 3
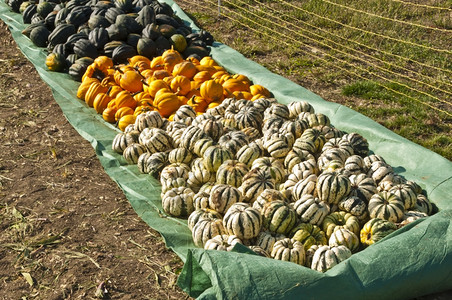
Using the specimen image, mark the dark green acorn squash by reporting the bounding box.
[114,0,133,13]
[103,40,125,57]
[155,14,179,28]
[136,37,157,59]
[29,25,50,47]
[88,15,110,30]
[141,23,160,40]
[135,4,155,27]
[22,4,37,24]
[112,43,136,64]
[106,23,128,41]
[73,39,98,59]
[68,57,93,81]
[89,27,110,49]
[115,14,143,34]
[36,1,54,18]
[126,33,141,48]
[54,8,70,27]
[105,7,124,24]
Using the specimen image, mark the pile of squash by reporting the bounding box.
[109,79,436,272]
[8,0,213,80]
[76,50,272,131]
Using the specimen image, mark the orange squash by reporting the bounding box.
[77,77,99,100]
[212,70,228,79]
[128,55,151,67]
[85,80,109,107]
[133,92,153,107]
[118,114,136,131]
[152,69,170,80]
[162,49,183,73]
[251,93,267,101]
[154,91,180,117]
[140,69,154,79]
[199,56,218,67]
[150,56,164,70]
[188,96,209,113]
[114,90,138,110]
[170,75,191,96]
[108,85,123,98]
[186,56,200,65]
[172,61,197,79]
[81,64,109,82]
[200,79,223,103]
[193,70,212,83]
[119,70,143,93]
[93,56,113,72]
[93,91,113,114]
[250,84,271,97]
[222,78,250,97]
[134,105,153,117]
[145,79,169,98]
[102,107,117,123]
[162,76,174,86]
[232,74,251,87]
[115,106,134,121]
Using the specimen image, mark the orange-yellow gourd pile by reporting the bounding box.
[76,49,271,131]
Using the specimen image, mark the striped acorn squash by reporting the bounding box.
[216,160,249,188]
[287,101,315,119]
[236,141,265,167]
[311,245,351,272]
[142,151,169,179]
[223,203,262,239]
[188,208,223,231]
[338,196,369,224]
[368,191,405,223]
[197,119,224,142]
[344,155,366,175]
[328,228,360,253]
[252,189,289,213]
[415,194,435,215]
[292,174,318,201]
[292,195,330,226]
[293,128,327,155]
[202,145,234,172]
[271,238,306,266]
[218,130,249,153]
[139,127,173,154]
[111,130,139,154]
[193,191,211,211]
[290,223,327,250]
[316,172,352,205]
[161,186,194,217]
[239,168,276,203]
[208,184,242,214]
[168,147,193,165]
[349,173,377,202]
[122,143,147,164]
[262,200,297,235]
[204,235,243,251]
[251,157,286,184]
[134,111,164,132]
[192,218,227,248]
[389,184,417,210]
[264,103,290,120]
[254,231,286,254]
[322,211,360,238]
[341,133,369,158]
[360,218,397,246]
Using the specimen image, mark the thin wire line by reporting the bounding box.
[241,0,452,96]
[277,0,452,55]
[178,0,452,117]
[387,0,452,11]
[225,0,452,106]
[321,0,452,33]
[260,1,452,76]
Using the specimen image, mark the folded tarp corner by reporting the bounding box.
[2,1,451,299]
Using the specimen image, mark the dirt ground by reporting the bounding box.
[0,20,190,300]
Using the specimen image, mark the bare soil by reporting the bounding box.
[0,20,190,300]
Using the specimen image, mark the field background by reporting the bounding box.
[175,0,452,161]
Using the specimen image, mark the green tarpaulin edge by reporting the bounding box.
[2,1,452,299]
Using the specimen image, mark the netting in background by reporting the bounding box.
[176,0,452,118]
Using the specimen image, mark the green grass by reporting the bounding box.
[175,0,452,161]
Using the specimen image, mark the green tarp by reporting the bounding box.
[1,1,452,299]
